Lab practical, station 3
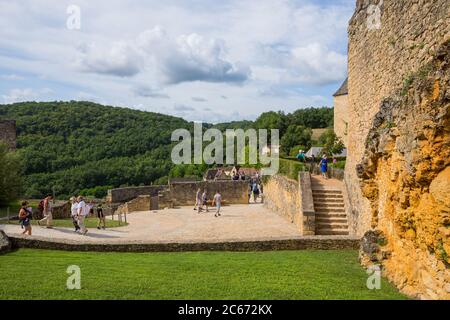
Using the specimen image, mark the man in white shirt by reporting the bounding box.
[77,196,89,235]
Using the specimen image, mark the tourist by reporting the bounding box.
[296,150,306,162]
[18,201,32,236]
[194,188,203,213]
[252,182,260,203]
[76,196,89,235]
[38,195,53,229]
[213,191,222,217]
[319,155,329,179]
[97,203,106,230]
[202,189,209,213]
[70,197,80,232]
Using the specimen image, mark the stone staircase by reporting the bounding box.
[311,177,349,236]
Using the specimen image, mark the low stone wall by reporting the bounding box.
[33,201,71,220]
[0,231,11,254]
[168,180,248,206]
[263,173,315,236]
[107,185,168,203]
[126,195,151,213]
[7,234,360,253]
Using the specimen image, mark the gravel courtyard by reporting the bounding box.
[0,204,303,244]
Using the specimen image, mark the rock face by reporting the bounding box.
[346,0,450,299]
[0,230,12,254]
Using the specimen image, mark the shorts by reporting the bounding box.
[97,210,104,218]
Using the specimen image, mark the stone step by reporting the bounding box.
[315,208,345,213]
[316,223,349,230]
[314,203,345,208]
[315,213,347,219]
[316,229,350,236]
[312,197,344,203]
[316,218,348,224]
[312,189,342,195]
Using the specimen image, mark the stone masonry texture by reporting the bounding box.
[346,0,450,299]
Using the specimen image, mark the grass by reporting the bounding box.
[0,249,407,300]
[0,217,127,228]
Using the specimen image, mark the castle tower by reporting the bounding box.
[333,78,349,147]
[0,120,17,150]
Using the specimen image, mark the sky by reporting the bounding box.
[0,0,355,123]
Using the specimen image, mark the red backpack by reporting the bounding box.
[38,199,45,212]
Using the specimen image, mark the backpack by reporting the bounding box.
[38,199,45,212]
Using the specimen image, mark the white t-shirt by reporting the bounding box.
[77,201,90,217]
[71,203,78,217]
[214,193,222,206]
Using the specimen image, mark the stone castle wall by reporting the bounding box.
[346,0,450,299]
[0,120,16,150]
[334,94,349,147]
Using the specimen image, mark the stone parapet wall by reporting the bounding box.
[263,173,315,236]
[107,185,168,203]
[6,234,360,253]
[168,180,248,206]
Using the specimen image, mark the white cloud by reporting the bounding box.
[2,88,37,104]
[75,41,144,77]
[0,0,355,118]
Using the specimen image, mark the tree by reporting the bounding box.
[0,143,23,206]
[280,125,312,155]
[318,129,345,156]
[254,111,288,138]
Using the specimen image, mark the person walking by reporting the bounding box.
[194,188,203,213]
[252,182,260,203]
[213,191,222,217]
[319,154,329,179]
[18,201,32,236]
[76,196,89,235]
[201,189,209,212]
[70,197,80,232]
[96,203,106,230]
[38,195,53,228]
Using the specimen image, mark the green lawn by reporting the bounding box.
[0,249,407,300]
[0,217,127,228]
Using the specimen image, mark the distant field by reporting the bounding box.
[0,249,407,300]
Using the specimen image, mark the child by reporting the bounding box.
[97,203,106,230]
[213,191,222,217]
[18,201,32,236]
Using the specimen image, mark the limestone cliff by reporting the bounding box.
[358,40,450,300]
